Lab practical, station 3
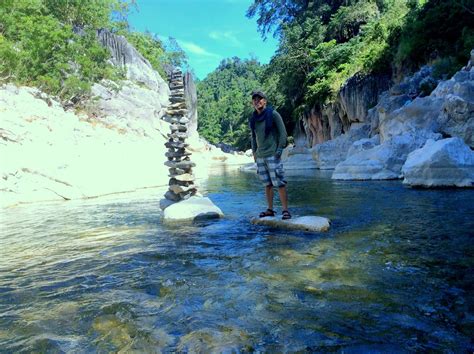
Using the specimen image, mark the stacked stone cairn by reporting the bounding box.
[163,69,197,203]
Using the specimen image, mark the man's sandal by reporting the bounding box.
[282,210,292,220]
[259,209,276,218]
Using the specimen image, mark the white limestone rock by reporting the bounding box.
[282,153,318,170]
[311,123,370,169]
[402,137,474,187]
[251,215,330,232]
[332,132,440,180]
[347,135,380,158]
[162,196,224,223]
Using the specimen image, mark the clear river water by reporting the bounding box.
[1,168,473,352]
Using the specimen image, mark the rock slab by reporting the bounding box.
[251,215,330,232]
[402,137,474,187]
[162,196,224,223]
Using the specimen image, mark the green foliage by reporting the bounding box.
[395,0,473,76]
[0,0,185,104]
[197,57,264,150]
[0,0,126,101]
[246,0,411,115]
[327,0,379,42]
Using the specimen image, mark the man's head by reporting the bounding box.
[251,90,267,112]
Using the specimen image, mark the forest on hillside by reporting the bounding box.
[197,0,474,150]
[0,0,187,105]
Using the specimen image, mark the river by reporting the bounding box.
[1,168,473,352]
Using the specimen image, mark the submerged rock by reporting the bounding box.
[251,215,330,232]
[162,196,224,223]
[402,137,474,187]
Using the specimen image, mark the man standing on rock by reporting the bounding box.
[249,90,291,220]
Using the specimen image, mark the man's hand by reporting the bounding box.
[275,148,283,159]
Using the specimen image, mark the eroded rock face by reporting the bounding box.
[184,72,198,137]
[402,137,474,187]
[96,29,168,95]
[91,30,170,135]
[301,74,390,147]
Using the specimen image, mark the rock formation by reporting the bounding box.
[326,50,473,186]
[162,69,198,204]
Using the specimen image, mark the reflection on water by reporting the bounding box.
[1,169,473,352]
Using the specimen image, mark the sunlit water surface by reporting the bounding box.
[1,169,473,352]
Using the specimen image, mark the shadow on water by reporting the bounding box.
[0,168,473,352]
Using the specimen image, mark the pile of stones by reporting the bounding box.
[163,69,197,202]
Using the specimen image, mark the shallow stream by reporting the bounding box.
[1,169,473,352]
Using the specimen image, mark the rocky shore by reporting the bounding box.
[283,50,474,188]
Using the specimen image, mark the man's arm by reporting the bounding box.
[273,111,287,156]
[250,129,257,161]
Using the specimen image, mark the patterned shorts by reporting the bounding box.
[256,156,286,187]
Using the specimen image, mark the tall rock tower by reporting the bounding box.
[163,69,197,203]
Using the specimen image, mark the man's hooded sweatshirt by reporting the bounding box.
[250,107,287,158]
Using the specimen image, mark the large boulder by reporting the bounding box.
[90,80,169,135]
[283,152,318,170]
[332,132,440,180]
[402,137,474,187]
[251,215,330,232]
[311,123,370,169]
[162,196,224,223]
[378,96,444,143]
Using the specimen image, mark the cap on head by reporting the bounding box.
[251,90,266,100]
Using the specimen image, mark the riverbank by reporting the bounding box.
[0,84,252,208]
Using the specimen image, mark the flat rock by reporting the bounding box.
[251,215,330,232]
[162,196,224,223]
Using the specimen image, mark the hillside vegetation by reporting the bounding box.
[0,0,186,104]
[197,0,474,150]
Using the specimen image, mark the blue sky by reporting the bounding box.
[127,0,279,80]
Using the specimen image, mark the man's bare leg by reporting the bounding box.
[278,185,288,211]
[265,185,274,210]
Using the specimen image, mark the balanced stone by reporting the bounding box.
[166,151,191,158]
[167,132,187,139]
[179,117,190,124]
[170,84,184,90]
[164,160,196,169]
[166,108,187,115]
[165,190,180,201]
[173,173,194,182]
[170,96,185,103]
[168,167,187,175]
[165,141,188,149]
[170,124,187,132]
[169,102,187,109]
[169,184,196,194]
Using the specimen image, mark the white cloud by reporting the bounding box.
[209,31,242,47]
[178,39,220,58]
